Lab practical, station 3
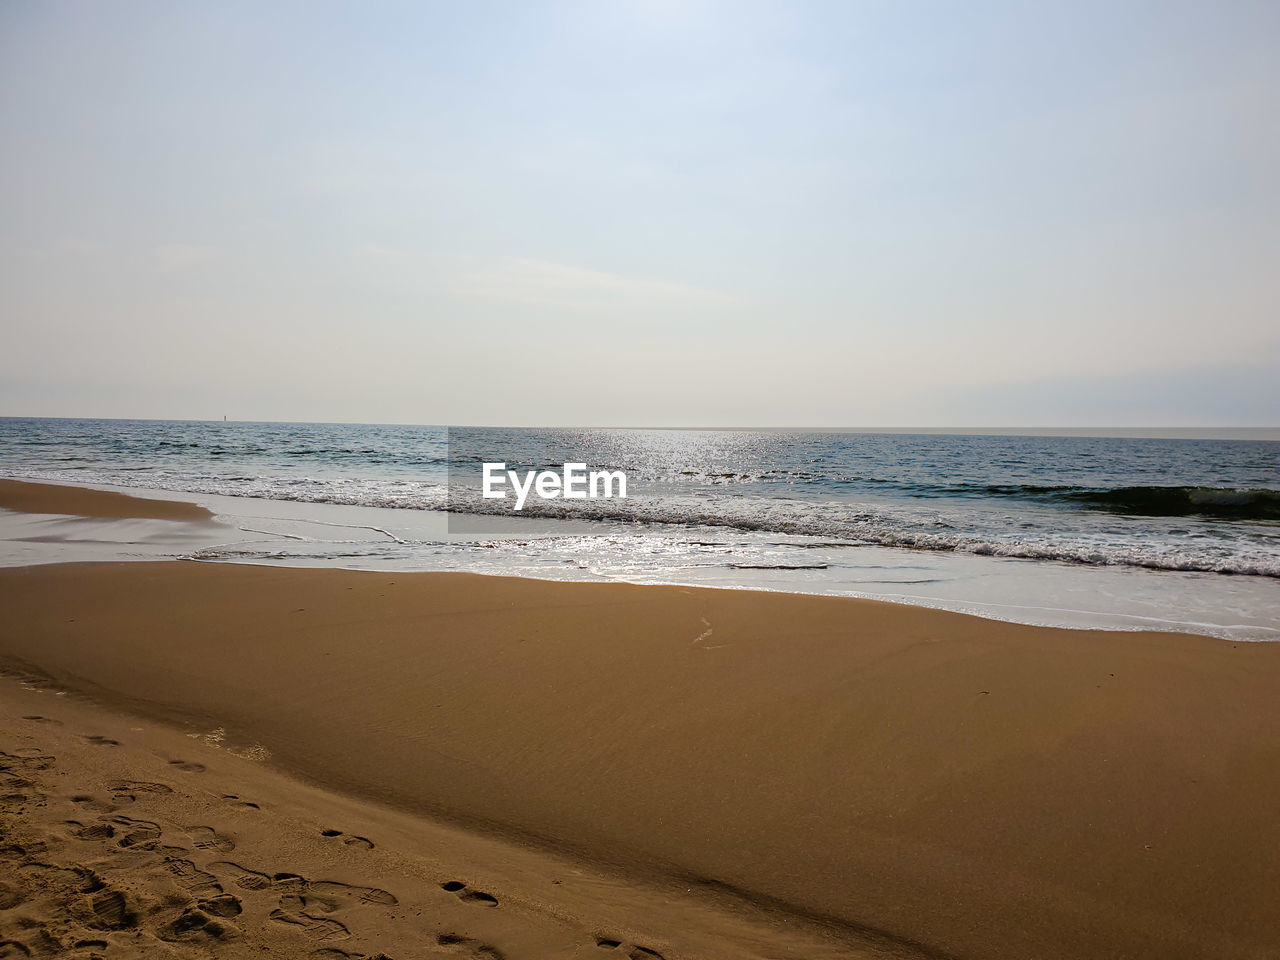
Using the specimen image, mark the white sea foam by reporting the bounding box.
[4,465,1278,578]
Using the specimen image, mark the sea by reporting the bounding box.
[1,418,1277,640]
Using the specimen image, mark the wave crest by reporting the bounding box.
[1060,485,1280,520]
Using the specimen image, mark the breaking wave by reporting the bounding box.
[7,465,1276,579]
[1055,485,1280,520]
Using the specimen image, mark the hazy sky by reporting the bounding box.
[1,1,1277,426]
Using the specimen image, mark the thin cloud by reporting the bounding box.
[152,243,220,271]
[452,257,739,312]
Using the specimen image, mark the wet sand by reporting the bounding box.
[1,480,1278,959]
[0,479,214,522]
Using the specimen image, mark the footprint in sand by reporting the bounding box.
[271,871,308,894]
[183,825,236,853]
[108,779,173,804]
[0,771,34,792]
[82,735,120,747]
[441,880,498,906]
[221,793,260,810]
[21,715,61,725]
[595,939,666,959]
[308,880,397,908]
[168,759,206,772]
[197,893,243,918]
[269,907,350,941]
[0,750,55,771]
[87,888,137,930]
[160,906,239,943]
[437,932,506,959]
[210,860,272,891]
[320,829,374,850]
[68,794,116,814]
[0,774,42,810]
[107,815,163,850]
[162,857,223,898]
[208,861,396,911]
[0,882,24,911]
[67,820,115,842]
[17,862,102,897]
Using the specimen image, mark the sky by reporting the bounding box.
[1,0,1277,427]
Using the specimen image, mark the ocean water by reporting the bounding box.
[1,418,1277,639]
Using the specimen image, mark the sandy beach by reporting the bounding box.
[7,0,1279,952]
[1,481,1278,959]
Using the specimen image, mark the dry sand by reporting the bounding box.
[0,671,857,960]
[1,480,1278,959]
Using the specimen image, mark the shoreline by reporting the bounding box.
[4,474,1278,643]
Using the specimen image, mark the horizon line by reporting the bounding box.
[1,415,1277,441]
